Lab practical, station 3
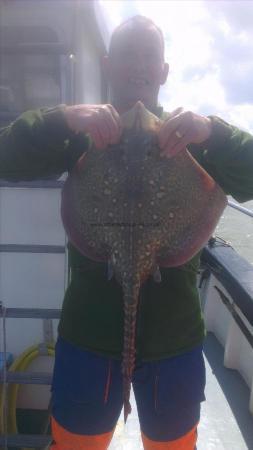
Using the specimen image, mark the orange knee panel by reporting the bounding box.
[50,416,114,450]
[141,424,198,450]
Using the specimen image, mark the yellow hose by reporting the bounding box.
[0,343,54,450]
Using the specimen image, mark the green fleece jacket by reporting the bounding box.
[0,105,253,361]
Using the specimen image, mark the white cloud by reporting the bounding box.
[225,104,253,133]
[99,0,123,31]
[161,70,226,113]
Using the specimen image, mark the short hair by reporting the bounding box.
[108,15,165,57]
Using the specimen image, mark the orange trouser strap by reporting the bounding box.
[141,423,198,449]
[50,416,115,450]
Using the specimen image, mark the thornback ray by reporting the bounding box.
[61,101,227,422]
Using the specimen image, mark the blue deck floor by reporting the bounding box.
[109,333,253,449]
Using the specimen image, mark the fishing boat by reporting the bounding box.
[0,1,253,448]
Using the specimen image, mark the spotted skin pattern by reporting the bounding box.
[61,103,227,423]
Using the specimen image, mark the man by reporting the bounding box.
[0,15,253,450]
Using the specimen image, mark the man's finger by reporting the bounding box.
[97,110,114,143]
[107,104,123,136]
[158,115,185,148]
[159,122,188,151]
[107,104,122,128]
[160,125,194,157]
[169,107,184,119]
[89,124,106,150]
[102,107,122,144]
[161,134,190,158]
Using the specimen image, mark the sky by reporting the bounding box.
[99,0,253,133]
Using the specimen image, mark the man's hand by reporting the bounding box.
[65,104,122,150]
[158,108,212,158]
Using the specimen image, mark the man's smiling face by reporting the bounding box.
[104,21,169,112]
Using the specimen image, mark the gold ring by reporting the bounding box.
[175,130,183,138]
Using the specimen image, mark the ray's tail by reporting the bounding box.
[121,277,140,423]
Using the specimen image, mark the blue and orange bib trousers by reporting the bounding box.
[50,337,206,449]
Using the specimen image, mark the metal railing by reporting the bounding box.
[228,200,253,218]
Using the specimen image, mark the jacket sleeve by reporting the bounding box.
[0,105,89,181]
[189,116,253,203]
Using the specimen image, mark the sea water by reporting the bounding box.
[216,197,253,265]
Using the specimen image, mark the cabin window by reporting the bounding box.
[1,53,61,112]
[0,26,69,121]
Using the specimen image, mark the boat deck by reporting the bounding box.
[109,333,253,450]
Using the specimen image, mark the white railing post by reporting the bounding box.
[202,274,220,333]
[224,317,242,370]
[250,380,253,414]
